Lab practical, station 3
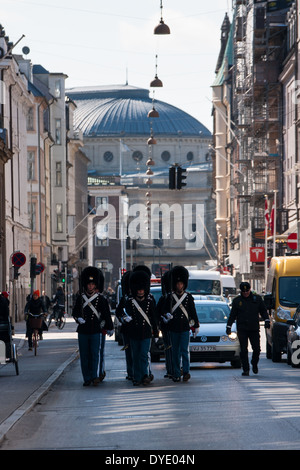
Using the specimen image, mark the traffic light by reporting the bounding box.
[177,166,187,189]
[61,273,66,283]
[13,266,20,280]
[30,257,37,279]
[169,166,176,189]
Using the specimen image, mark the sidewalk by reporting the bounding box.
[0,317,79,445]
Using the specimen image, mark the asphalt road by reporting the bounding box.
[1,324,300,451]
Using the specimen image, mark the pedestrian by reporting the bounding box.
[72,266,113,386]
[24,290,47,350]
[163,266,199,383]
[0,291,10,358]
[123,270,159,386]
[156,271,174,378]
[226,281,270,376]
[41,290,51,312]
[115,270,134,381]
[1,291,10,306]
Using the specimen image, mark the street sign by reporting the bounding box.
[250,247,265,263]
[287,232,297,250]
[11,251,26,268]
[35,262,45,274]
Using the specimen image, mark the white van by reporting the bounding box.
[221,274,237,296]
[187,270,223,300]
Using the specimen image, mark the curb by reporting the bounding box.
[0,349,79,445]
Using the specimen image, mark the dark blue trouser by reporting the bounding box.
[130,337,151,383]
[78,333,100,382]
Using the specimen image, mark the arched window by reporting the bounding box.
[132,150,143,162]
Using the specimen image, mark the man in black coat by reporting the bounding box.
[24,290,47,350]
[226,282,270,376]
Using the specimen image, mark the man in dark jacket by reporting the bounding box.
[0,293,10,357]
[226,281,270,376]
[72,266,113,386]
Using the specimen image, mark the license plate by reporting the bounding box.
[190,345,216,352]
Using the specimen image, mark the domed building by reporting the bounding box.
[67,84,216,284]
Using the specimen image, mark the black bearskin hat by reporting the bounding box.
[132,265,152,278]
[161,271,171,296]
[129,270,150,297]
[121,270,131,297]
[171,265,189,291]
[81,266,104,293]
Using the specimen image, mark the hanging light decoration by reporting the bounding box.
[154,0,170,35]
[150,55,163,88]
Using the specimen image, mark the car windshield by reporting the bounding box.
[187,279,221,295]
[195,303,229,323]
[151,288,162,304]
[279,277,300,308]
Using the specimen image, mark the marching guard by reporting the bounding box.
[115,270,134,381]
[162,266,199,382]
[121,270,159,386]
[72,266,113,386]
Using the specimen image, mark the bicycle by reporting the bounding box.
[46,304,66,330]
[28,313,44,356]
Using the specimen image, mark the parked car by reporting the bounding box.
[190,300,241,368]
[286,307,300,368]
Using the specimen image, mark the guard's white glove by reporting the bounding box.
[106,330,114,337]
[154,337,159,343]
[166,312,173,320]
[123,315,132,323]
[77,317,86,324]
[193,327,200,338]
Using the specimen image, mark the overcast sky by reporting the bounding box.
[2,0,232,132]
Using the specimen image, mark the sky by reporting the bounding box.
[1,0,232,133]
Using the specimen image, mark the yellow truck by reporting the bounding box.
[264,256,300,362]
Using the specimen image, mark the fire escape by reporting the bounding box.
[231,0,288,283]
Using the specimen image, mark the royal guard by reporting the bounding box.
[163,266,199,382]
[72,266,113,386]
[115,270,134,380]
[122,270,159,386]
[156,270,174,378]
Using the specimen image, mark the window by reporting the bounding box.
[161,151,171,162]
[28,202,36,232]
[27,151,35,181]
[27,107,34,131]
[95,222,109,246]
[104,151,114,162]
[55,119,61,144]
[95,196,108,210]
[132,150,143,162]
[187,151,194,161]
[54,80,61,98]
[56,203,63,232]
[55,162,62,186]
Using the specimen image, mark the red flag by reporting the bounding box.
[265,198,269,226]
[270,202,275,234]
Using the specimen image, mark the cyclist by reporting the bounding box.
[53,286,65,322]
[24,290,47,350]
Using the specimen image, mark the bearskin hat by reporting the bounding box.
[132,265,152,278]
[121,270,131,297]
[81,266,104,292]
[171,265,189,291]
[161,271,171,296]
[129,270,150,297]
